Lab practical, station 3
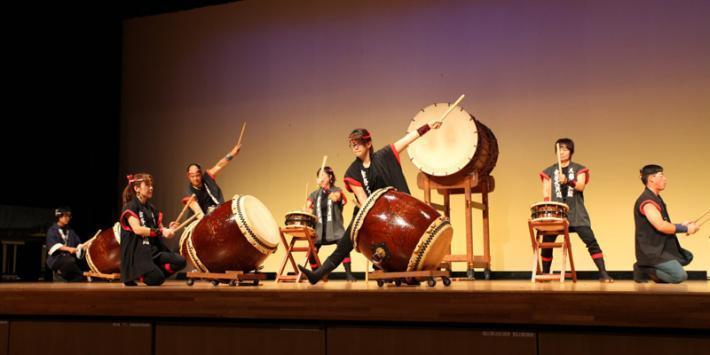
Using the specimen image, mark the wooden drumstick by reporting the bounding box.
[693,208,710,224]
[319,155,328,179]
[237,122,247,147]
[556,143,563,175]
[303,183,309,211]
[438,94,466,123]
[172,213,199,234]
[175,194,196,224]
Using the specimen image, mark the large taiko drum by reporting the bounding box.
[352,187,453,272]
[85,223,121,274]
[406,103,498,183]
[179,194,280,273]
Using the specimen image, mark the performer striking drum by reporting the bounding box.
[120,173,186,286]
[184,140,242,216]
[299,122,441,284]
[46,207,86,282]
[633,164,699,283]
[304,166,355,281]
[539,138,613,282]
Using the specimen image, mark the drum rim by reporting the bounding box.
[406,103,479,177]
[285,210,317,219]
[351,187,395,251]
[406,215,453,272]
[84,231,101,274]
[529,201,569,210]
[232,194,279,253]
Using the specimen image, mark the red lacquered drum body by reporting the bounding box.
[180,194,280,273]
[352,187,453,272]
[85,223,121,274]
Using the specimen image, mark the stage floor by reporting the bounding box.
[1,280,708,330]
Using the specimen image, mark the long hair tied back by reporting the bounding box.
[122,173,153,205]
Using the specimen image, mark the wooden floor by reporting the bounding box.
[1,280,709,329]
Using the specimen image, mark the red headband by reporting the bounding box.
[126,174,144,183]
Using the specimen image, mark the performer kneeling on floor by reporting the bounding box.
[305,166,355,281]
[634,164,699,283]
[46,206,87,282]
[120,173,186,286]
[539,138,613,282]
[299,121,441,284]
[184,140,242,217]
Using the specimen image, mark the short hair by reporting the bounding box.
[54,206,72,220]
[555,138,575,156]
[186,163,202,172]
[640,164,663,185]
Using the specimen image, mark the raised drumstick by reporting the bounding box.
[175,194,196,224]
[438,94,465,123]
[173,213,199,234]
[556,143,563,175]
[693,207,710,224]
[303,183,309,211]
[236,122,247,147]
[319,155,328,179]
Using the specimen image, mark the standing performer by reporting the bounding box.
[299,121,441,284]
[539,138,613,282]
[633,164,699,283]
[184,140,242,216]
[120,173,186,286]
[46,207,86,282]
[304,166,354,281]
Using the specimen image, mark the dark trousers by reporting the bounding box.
[142,252,186,286]
[541,225,603,260]
[321,224,355,268]
[50,254,85,282]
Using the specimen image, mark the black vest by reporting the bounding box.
[633,188,685,266]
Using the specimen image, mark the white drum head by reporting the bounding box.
[240,195,280,248]
[407,103,478,176]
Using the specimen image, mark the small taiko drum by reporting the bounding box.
[85,223,121,274]
[530,201,569,231]
[351,187,453,272]
[406,103,498,185]
[179,194,280,273]
[284,211,317,229]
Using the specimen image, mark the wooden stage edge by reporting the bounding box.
[1,280,708,330]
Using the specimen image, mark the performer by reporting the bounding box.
[299,121,442,284]
[633,164,699,283]
[46,207,86,282]
[539,138,613,282]
[304,166,355,281]
[184,140,242,216]
[120,173,186,286]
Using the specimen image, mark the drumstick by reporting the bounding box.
[319,155,328,180]
[175,194,196,224]
[172,213,199,234]
[438,94,465,123]
[303,183,309,211]
[556,143,563,175]
[237,122,247,147]
[693,208,710,224]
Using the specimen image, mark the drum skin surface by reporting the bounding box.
[407,103,498,182]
